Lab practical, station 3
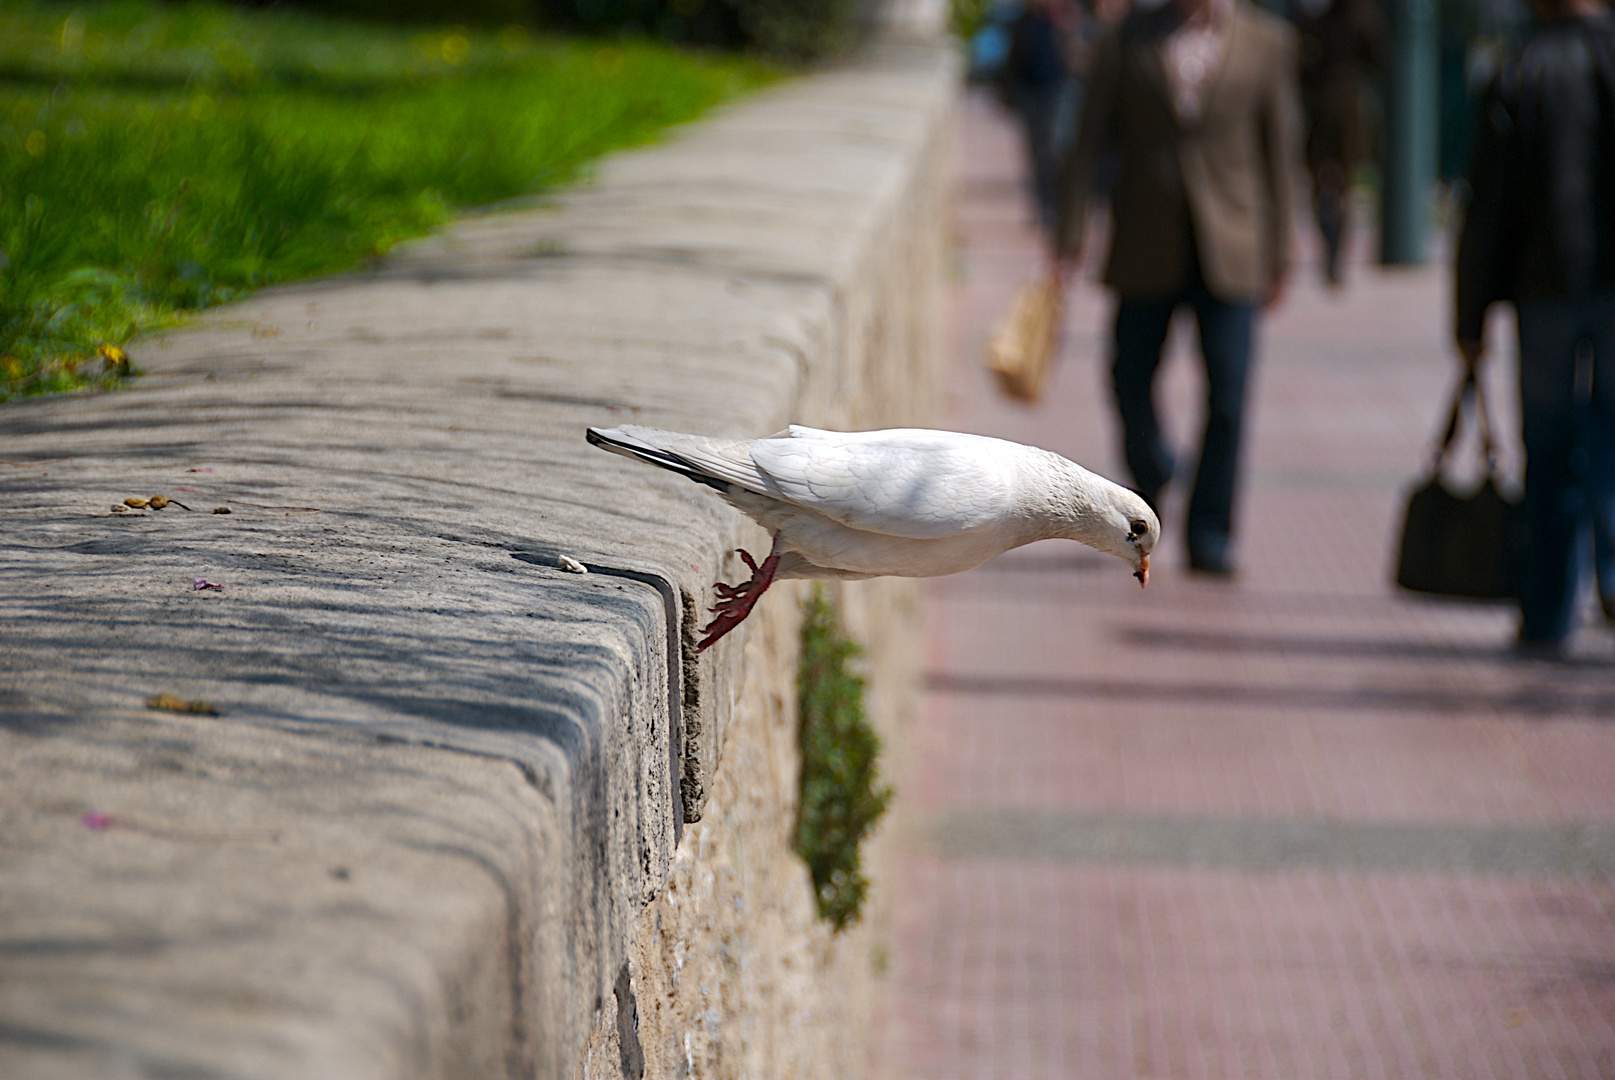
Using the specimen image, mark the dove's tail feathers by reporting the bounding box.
[586,426,734,495]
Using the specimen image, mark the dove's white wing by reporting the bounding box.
[748,427,1023,540]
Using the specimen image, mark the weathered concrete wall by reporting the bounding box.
[0,42,953,1080]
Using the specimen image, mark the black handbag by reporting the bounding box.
[1394,369,1526,600]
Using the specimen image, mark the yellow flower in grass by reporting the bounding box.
[97,344,130,377]
[25,130,46,157]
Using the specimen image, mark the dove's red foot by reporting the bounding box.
[698,546,782,651]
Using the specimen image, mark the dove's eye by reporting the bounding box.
[1129,520,1149,537]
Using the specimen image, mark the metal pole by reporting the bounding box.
[1381,0,1438,264]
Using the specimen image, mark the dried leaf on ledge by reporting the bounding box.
[146,693,220,716]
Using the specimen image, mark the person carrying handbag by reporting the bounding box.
[1454,0,1615,658]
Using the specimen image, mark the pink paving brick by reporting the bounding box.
[881,861,1615,1080]
[868,91,1615,1080]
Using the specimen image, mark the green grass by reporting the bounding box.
[796,584,891,931]
[0,1,776,400]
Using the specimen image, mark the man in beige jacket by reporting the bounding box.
[1055,0,1300,575]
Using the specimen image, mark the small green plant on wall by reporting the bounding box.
[795,584,892,931]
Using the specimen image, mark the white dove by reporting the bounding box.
[586,425,1159,650]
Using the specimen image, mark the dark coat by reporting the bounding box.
[1454,15,1615,342]
[1054,1,1302,302]
[1296,0,1388,171]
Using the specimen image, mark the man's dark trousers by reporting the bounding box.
[1516,290,1615,642]
[1112,264,1256,568]
[1011,82,1065,233]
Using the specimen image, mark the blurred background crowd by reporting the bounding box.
[968,0,1613,657]
[966,0,1535,284]
[965,0,1525,255]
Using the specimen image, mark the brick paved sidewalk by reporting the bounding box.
[868,91,1615,1080]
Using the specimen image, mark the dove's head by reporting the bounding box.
[1083,484,1159,586]
[1036,453,1159,585]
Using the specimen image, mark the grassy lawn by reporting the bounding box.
[0,1,776,401]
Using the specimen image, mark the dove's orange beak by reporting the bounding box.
[1134,554,1149,587]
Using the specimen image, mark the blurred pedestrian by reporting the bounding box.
[1054,0,1301,575]
[1594,406,1615,620]
[1000,0,1084,233]
[1454,0,1615,656]
[1292,0,1387,287]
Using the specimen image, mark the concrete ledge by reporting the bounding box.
[0,43,954,1079]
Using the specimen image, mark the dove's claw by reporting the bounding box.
[699,542,783,651]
